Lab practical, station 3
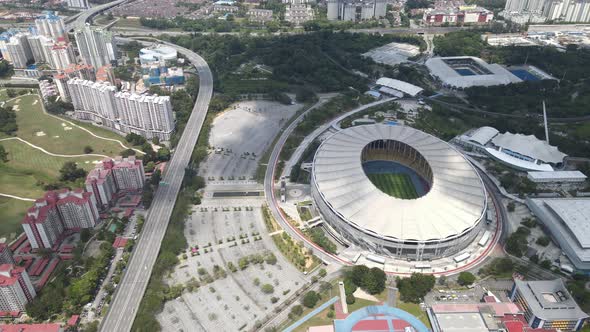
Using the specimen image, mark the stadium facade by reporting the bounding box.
[311,124,487,260]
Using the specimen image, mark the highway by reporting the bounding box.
[99,42,213,332]
[65,0,127,31]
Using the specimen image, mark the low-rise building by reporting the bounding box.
[0,264,36,312]
[248,9,274,23]
[285,4,314,25]
[510,279,588,331]
[423,5,493,25]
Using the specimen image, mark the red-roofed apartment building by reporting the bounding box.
[22,189,98,249]
[85,156,145,209]
[0,264,36,312]
[0,245,14,265]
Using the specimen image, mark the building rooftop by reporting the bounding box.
[376,77,424,97]
[0,323,62,332]
[514,279,589,321]
[527,171,587,181]
[491,132,566,164]
[464,126,499,145]
[426,56,522,88]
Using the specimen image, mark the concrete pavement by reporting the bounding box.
[99,42,213,332]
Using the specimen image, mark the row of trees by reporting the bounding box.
[0,105,17,136]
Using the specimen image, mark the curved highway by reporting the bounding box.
[99,43,213,332]
[65,0,127,31]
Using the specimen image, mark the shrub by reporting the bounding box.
[346,293,355,304]
[303,291,319,308]
[457,272,476,286]
[261,284,274,294]
[291,305,303,317]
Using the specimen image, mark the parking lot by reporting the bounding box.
[157,200,307,331]
[201,100,300,183]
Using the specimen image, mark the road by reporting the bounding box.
[65,0,127,31]
[99,43,213,332]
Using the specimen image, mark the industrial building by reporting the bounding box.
[311,124,487,260]
[327,0,387,22]
[527,171,587,184]
[454,126,567,171]
[510,279,588,330]
[426,56,523,88]
[526,198,590,273]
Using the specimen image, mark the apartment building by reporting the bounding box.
[74,24,117,69]
[85,156,144,209]
[34,13,67,40]
[0,264,36,312]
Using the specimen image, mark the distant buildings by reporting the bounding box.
[0,264,36,312]
[138,45,185,87]
[22,189,98,250]
[67,78,175,140]
[503,0,590,23]
[0,14,75,70]
[327,0,387,21]
[285,1,314,25]
[510,279,588,331]
[247,9,274,23]
[67,0,90,9]
[423,5,494,25]
[34,13,67,40]
[74,24,117,69]
[86,156,145,209]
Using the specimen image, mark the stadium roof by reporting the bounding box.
[545,199,590,248]
[491,132,566,163]
[312,124,486,242]
[376,77,424,97]
[465,126,499,145]
[513,279,589,321]
[425,56,522,88]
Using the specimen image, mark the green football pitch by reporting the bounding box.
[367,173,419,199]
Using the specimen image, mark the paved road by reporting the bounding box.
[65,0,127,31]
[99,42,213,332]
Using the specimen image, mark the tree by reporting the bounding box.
[157,147,171,161]
[319,268,327,278]
[397,273,435,303]
[303,291,319,308]
[346,293,355,304]
[457,272,476,286]
[350,265,370,286]
[151,169,162,186]
[145,161,156,173]
[261,284,274,294]
[152,137,160,145]
[0,144,8,162]
[290,305,303,317]
[363,267,387,294]
[295,87,317,103]
[59,161,87,182]
[536,236,550,247]
[540,259,552,269]
[438,275,447,286]
[507,202,516,212]
[142,186,154,208]
[344,278,357,295]
[120,149,136,157]
[80,228,91,242]
[0,105,17,135]
[84,145,93,154]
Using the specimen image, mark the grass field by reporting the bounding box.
[367,173,418,199]
[0,198,31,242]
[0,139,98,196]
[7,94,125,155]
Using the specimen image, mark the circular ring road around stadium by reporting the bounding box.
[311,123,487,260]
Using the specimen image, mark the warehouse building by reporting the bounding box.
[526,198,590,273]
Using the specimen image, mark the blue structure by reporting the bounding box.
[334,305,430,332]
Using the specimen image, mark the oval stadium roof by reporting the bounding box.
[312,124,486,242]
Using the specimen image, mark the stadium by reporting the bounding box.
[311,124,487,260]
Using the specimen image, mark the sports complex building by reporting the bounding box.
[425,56,554,88]
[311,124,487,260]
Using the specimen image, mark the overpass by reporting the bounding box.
[65,0,127,31]
[99,40,213,331]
